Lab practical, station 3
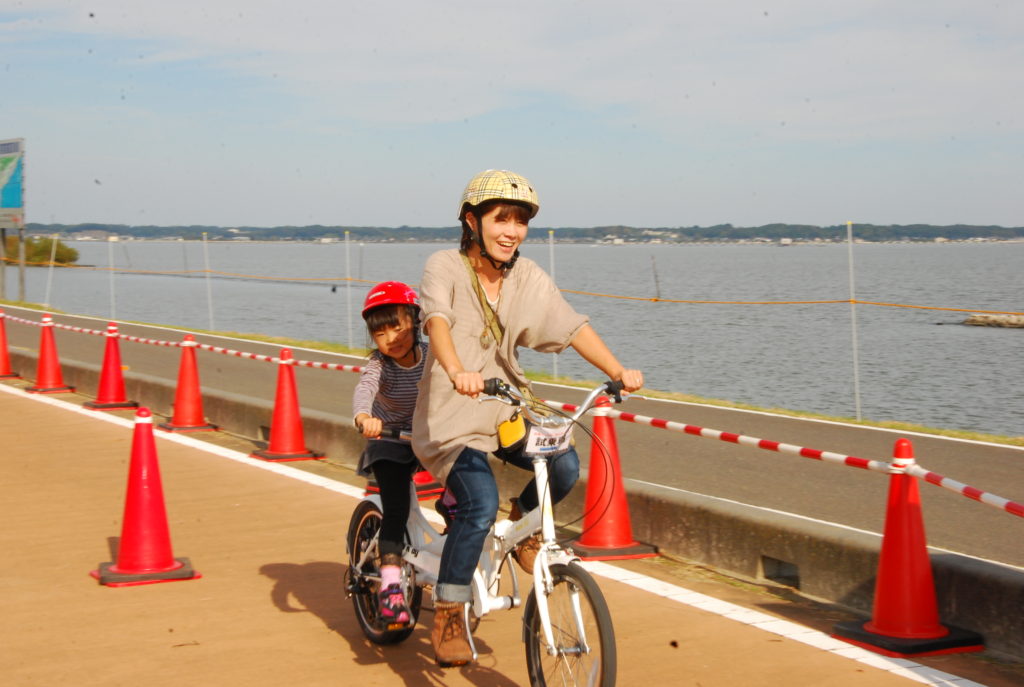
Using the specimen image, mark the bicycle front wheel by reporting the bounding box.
[523,562,616,687]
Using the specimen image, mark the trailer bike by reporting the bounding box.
[345,379,630,686]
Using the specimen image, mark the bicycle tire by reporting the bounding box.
[345,500,422,644]
[523,562,616,687]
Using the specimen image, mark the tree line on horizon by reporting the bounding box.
[23,221,1024,243]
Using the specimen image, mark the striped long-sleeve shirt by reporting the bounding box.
[352,342,428,432]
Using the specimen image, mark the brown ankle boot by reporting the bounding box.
[431,601,474,666]
[509,498,541,574]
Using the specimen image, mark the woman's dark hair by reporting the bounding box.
[460,200,533,253]
[363,303,420,336]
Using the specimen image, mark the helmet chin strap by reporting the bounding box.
[480,244,518,272]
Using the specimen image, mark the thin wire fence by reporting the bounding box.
[5,258,1022,316]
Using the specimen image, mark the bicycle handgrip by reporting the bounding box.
[483,378,506,396]
[605,379,625,402]
[360,425,408,440]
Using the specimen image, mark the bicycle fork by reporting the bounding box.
[528,456,593,657]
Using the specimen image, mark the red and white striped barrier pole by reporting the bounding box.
[909,464,1024,519]
[10,312,1021,524]
[542,399,890,474]
[544,398,1024,519]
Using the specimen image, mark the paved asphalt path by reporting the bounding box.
[5,306,1023,569]
[11,388,999,687]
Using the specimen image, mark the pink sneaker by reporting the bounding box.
[378,584,411,628]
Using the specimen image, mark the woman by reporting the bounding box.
[412,169,643,666]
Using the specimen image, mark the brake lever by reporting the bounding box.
[477,394,519,407]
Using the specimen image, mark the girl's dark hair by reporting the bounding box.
[460,200,533,252]
[363,303,420,336]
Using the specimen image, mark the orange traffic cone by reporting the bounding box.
[570,395,656,560]
[251,348,323,461]
[91,407,200,587]
[0,309,19,379]
[25,314,74,394]
[158,335,216,432]
[84,323,138,410]
[833,438,983,656]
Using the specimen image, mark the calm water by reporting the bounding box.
[5,240,1023,436]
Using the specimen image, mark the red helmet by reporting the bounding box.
[362,281,419,318]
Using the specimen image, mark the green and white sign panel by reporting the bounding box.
[0,138,25,229]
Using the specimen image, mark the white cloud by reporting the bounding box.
[3,0,1022,226]
[11,0,1022,134]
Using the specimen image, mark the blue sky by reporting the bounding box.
[2,1,1021,228]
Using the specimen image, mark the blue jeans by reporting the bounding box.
[435,445,580,603]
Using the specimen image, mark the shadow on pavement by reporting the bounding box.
[259,561,523,687]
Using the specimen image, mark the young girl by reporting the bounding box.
[352,281,427,629]
[412,170,644,665]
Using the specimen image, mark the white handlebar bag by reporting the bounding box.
[496,410,573,460]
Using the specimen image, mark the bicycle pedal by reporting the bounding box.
[376,615,412,631]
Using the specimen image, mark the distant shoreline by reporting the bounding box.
[58,237,1024,246]
[21,221,1024,245]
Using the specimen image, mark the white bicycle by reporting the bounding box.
[345,379,628,686]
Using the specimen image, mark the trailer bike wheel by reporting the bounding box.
[346,500,421,645]
[523,562,616,687]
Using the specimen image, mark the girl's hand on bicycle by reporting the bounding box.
[616,369,644,393]
[356,414,383,438]
[451,370,485,398]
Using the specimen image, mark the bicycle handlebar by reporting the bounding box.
[358,425,411,442]
[360,379,628,441]
[482,378,627,424]
[483,378,623,398]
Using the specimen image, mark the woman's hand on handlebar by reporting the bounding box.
[616,369,644,393]
[452,370,485,398]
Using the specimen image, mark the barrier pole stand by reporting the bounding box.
[569,396,657,560]
[833,439,984,657]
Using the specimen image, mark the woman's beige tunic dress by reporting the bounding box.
[412,249,588,484]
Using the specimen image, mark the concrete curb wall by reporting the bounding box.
[619,480,1024,658]
[9,350,1023,659]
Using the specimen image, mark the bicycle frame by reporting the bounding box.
[350,451,583,658]
[355,455,576,631]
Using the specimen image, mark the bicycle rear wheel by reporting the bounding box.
[345,500,421,644]
[523,562,616,687]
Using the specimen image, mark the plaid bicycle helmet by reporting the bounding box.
[458,170,539,271]
[458,169,539,220]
